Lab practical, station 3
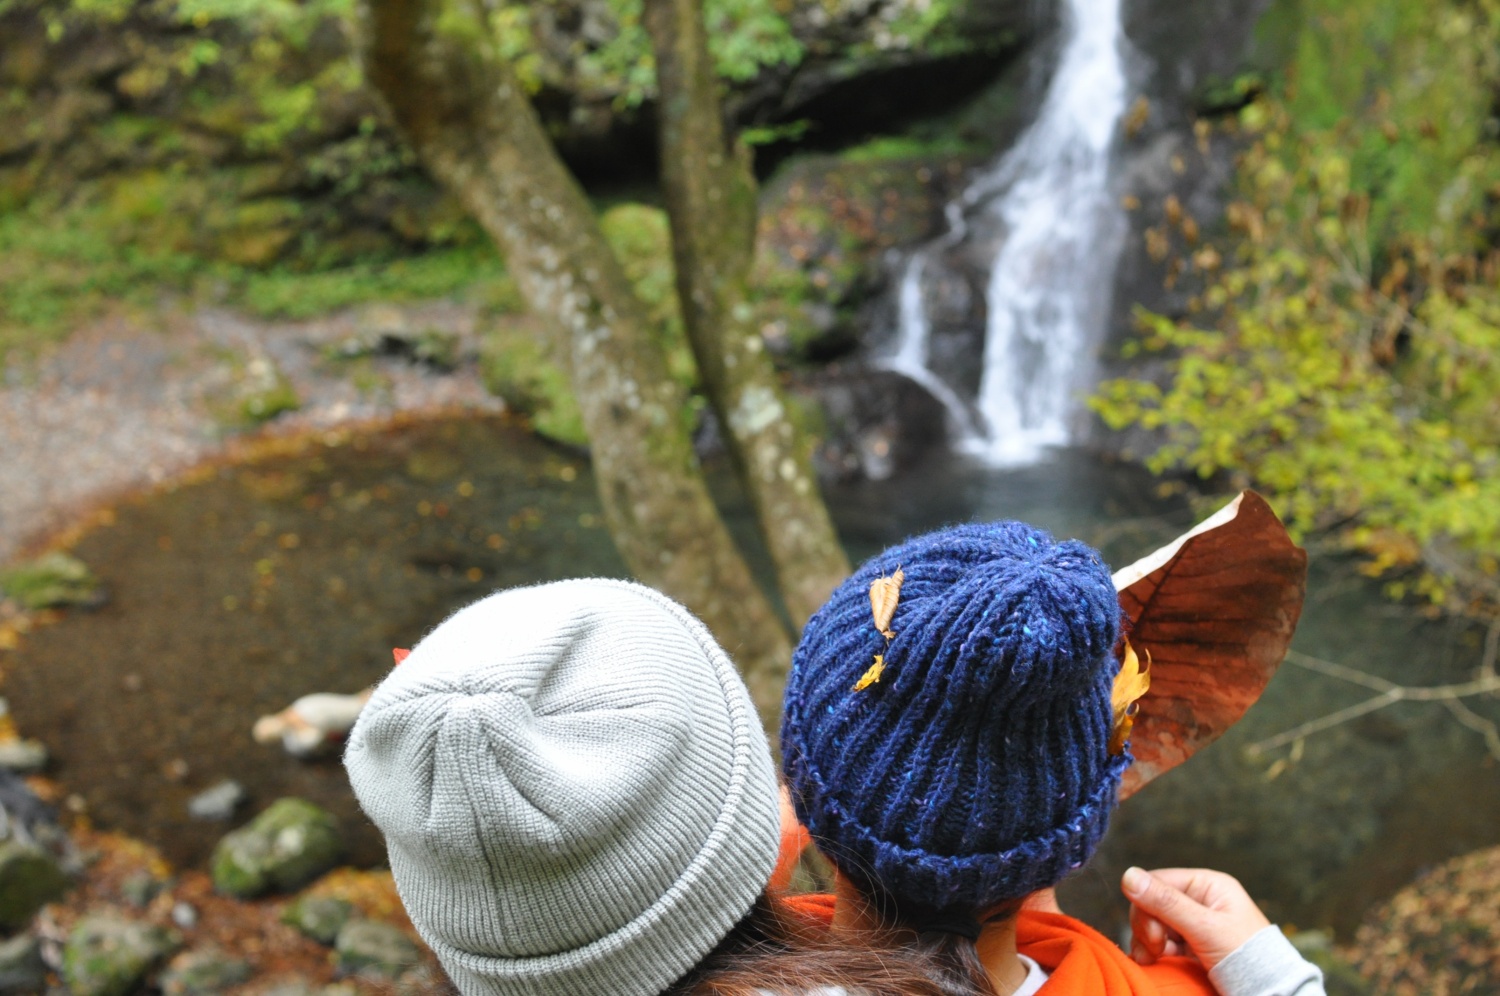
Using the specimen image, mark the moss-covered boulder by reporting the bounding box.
[333,921,421,979]
[210,798,342,899]
[280,895,353,946]
[159,947,254,996]
[751,149,966,360]
[0,840,70,930]
[62,915,181,996]
[0,551,105,610]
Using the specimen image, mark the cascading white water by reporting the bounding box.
[882,0,1130,465]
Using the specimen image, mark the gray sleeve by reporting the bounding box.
[1207,925,1326,996]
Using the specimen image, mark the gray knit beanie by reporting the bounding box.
[344,578,781,996]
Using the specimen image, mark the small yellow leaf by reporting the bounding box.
[853,654,885,692]
[869,567,904,639]
[1109,640,1151,755]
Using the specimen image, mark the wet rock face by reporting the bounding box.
[796,367,949,482]
[753,154,971,362]
[1089,0,1280,454]
[210,799,343,899]
[62,916,181,996]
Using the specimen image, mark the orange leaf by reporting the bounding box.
[869,567,904,639]
[1113,491,1307,799]
[853,654,885,692]
[392,648,410,665]
[1109,640,1151,755]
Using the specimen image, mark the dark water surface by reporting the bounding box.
[6,419,1498,937]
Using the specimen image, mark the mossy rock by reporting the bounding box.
[0,551,105,610]
[159,947,253,996]
[0,841,69,930]
[479,319,587,448]
[280,895,353,945]
[210,798,343,899]
[62,915,181,996]
[333,921,421,979]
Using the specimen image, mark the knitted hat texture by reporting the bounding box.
[781,521,1129,914]
[345,579,780,996]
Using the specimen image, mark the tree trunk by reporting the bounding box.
[362,0,790,723]
[642,0,850,629]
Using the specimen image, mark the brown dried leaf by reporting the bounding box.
[1113,491,1307,799]
[869,567,904,639]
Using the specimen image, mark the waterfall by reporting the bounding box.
[881,0,1131,465]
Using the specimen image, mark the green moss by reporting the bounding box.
[839,133,981,163]
[479,320,587,448]
[0,552,103,610]
[210,797,343,898]
[598,203,698,391]
[238,244,510,319]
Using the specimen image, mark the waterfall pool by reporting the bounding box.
[4,417,1496,937]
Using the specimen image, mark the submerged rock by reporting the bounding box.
[62,915,181,996]
[333,921,421,979]
[0,840,70,930]
[210,798,342,899]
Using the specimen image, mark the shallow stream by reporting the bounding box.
[5,415,1497,937]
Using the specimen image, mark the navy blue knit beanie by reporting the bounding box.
[781,521,1129,915]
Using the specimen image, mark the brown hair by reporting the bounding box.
[664,891,955,996]
[418,891,996,996]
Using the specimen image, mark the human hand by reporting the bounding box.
[1121,866,1271,971]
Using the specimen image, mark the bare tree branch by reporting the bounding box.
[1245,647,1500,757]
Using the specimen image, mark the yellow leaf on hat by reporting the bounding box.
[1109,640,1151,755]
[869,567,904,639]
[853,654,885,692]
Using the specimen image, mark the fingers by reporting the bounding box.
[1122,866,1210,927]
[1120,866,1272,971]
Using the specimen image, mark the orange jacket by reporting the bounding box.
[780,891,1214,994]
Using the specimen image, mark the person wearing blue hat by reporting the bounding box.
[779,521,1326,996]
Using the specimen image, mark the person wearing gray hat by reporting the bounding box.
[344,578,782,996]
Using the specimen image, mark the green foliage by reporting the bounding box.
[0,178,512,355]
[1275,0,1500,248]
[487,0,803,106]
[1094,0,1500,614]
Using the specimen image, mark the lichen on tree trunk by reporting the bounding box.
[360,0,791,724]
[643,0,850,630]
